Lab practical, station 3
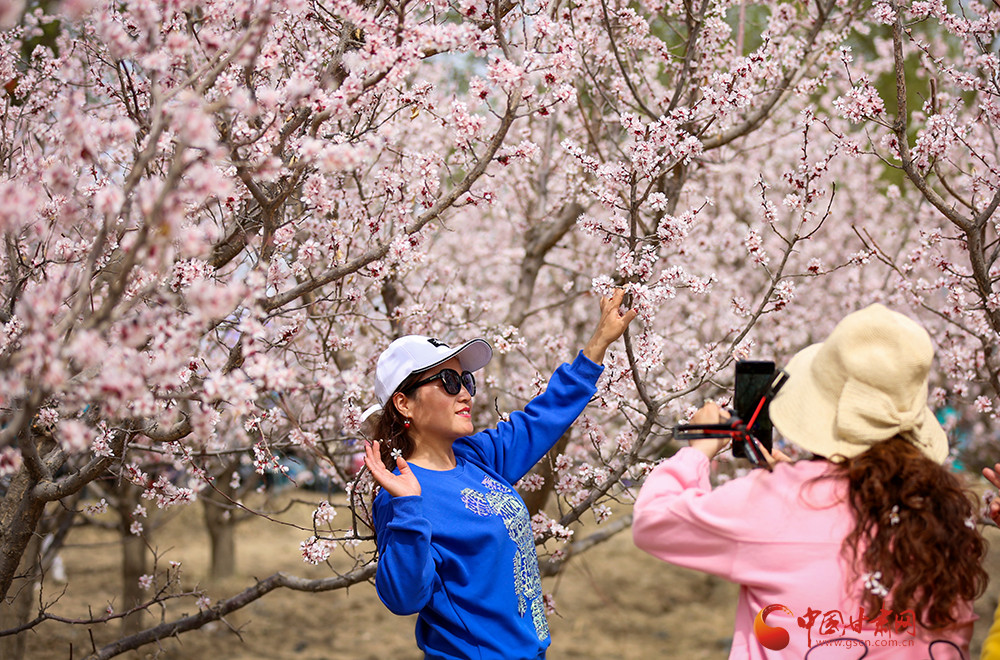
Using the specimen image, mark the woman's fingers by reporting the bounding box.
[761,446,793,470]
[605,289,625,309]
[690,402,727,425]
[770,448,793,463]
[984,464,1000,490]
[363,441,421,497]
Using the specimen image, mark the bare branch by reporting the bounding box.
[506,202,585,327]
[86,565,377,660]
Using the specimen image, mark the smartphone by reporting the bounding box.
[733,360,776,459]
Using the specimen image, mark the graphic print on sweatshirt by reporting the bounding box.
[461,475,549,641]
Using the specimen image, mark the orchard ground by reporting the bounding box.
[27,488,1000,660]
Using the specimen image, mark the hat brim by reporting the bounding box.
[769,344,949,464]
[414,338,493,376]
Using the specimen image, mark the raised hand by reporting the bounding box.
[364,440,421,498]
[983,463,1000,524]
[582,289,639,364]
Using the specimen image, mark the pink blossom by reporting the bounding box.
[744,229,769,266]
[615,428,634,453]
[185,279,245,321]
[36,407,58,431]
[1,0,25,28]
[300,536,336,565]
[772,280,795,309]
[91,431,114,458]
[85,499,109,516]
[487,58,525,91]
[593,504,612,524]
[0,447,23,478]
[911,107,961,169]
[833,77,885,123]
[142,475,195,509]
[59,420,94,453]
[869,2,896,24]
[517,473,546,492]
[530,512,573,542]
[313,501,337,524]
[730,297,751,318]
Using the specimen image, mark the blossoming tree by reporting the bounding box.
[0,0,996,657]
[831,0,1000,466]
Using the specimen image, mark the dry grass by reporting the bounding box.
[22,488,1000,660]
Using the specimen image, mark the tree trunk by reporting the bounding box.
[202,470,238,579]
[207,514,236,579]
[0,533,41,660]
[0,432,61,601]
[117,484,148,636]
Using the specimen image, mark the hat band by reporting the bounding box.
[836,378,929,445]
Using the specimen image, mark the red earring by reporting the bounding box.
[404,419,411,428]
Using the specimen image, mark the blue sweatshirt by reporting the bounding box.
[372,352,604,660]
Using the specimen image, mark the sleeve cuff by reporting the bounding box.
[386,494,425,518]
[671,446,712,487]
[573,350,606,378]
[676,445,711,466]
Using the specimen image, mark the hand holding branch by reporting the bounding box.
[582,289,639,364]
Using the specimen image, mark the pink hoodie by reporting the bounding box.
[632,447,974,659]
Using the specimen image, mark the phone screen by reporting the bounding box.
[733,360,775,458]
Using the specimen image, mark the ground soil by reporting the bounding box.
[21,488,1000,660]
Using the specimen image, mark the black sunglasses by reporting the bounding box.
[404,369,476,397]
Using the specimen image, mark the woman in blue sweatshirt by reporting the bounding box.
[362,290,636,660]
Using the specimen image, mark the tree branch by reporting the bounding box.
[506,202,584,327]
[538,514,632,577]
[262,88,524,312]
[701,0,841,150]
[86,565,377,659]
[889,4,971,232]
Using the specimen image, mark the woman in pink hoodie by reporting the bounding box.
[632,304,987,659]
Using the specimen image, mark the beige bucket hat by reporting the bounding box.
[769,303,948,464]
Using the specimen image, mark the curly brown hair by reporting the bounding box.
[836,436,987,629]
[367,372,423,471]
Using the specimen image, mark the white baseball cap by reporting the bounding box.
[362,335,493,420]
